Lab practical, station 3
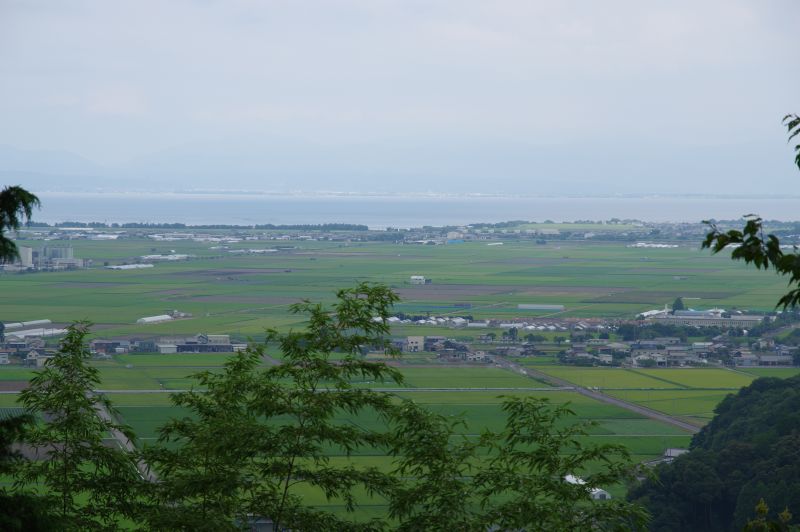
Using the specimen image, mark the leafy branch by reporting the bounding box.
[702,216,800,309]
[702,114,800,309]
[0,185,39,262]
[784,113,800,171]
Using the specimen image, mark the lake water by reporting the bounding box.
[33,192,800,228]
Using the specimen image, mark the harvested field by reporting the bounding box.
[185,295,300,304]
[0,381,28,392]
[397,284,620,300]
[171,268,302,276]
[585,290,739,304]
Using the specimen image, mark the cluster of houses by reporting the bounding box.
[563,335,797,367]
[90,334,246,356]
[0,319,65,366]
[0,335,55,367]
[385,314,607,333]
[0,331,249,367]
[564,337,715,366]
[392,335,495,363]
[388,329,798,369]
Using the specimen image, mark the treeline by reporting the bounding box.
[629,375,800,531]
[0,285,645,531]
[29,221,371,231]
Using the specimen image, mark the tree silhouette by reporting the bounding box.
[0,186,39,263]
[703,115,800,308]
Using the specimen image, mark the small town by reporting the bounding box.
[3,303,797,374]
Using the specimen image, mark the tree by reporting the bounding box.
[0,185,50,529]
[0,415,57,531]
[389,396,648,530]
[786,113,800,170]
[629,375,800,530]
[144,283,404,530]
[508,326,518,342]
[672,297,685,312]
[743,499,795,532]
[525,333,547,343]
[17,322,142,529]
[702,114,800,308]
[0,185,39,262]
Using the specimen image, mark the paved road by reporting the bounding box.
[90,393,158,482]
[495,357,702,434]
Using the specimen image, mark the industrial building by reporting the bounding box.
[3,245,85,271]
[155,334,245,354]
[649,310,764,328]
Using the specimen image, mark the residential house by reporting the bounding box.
[405,336,424,352]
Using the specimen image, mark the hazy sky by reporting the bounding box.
[1,0,798,194]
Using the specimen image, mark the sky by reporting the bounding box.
[1,0,798,195]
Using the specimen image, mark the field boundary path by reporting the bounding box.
[90,393,158,482]
[495,357,702,434]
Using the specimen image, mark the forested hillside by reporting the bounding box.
[629,375,800,531]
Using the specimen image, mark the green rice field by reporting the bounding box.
[605,390,733,424]
[534,365,758,425]
[738,367,800,378]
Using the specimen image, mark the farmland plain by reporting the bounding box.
[4,237,792,341]
[0,234,792,515]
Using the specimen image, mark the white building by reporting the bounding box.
[107,263,154,270]
[156,344,178,354]
[3,320,52,330]
[136,315,174,325]
[564,474,612,500]
[7,327,67,338]
[410,275,427,285]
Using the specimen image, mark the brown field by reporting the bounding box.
[397,284,621,300]
[586,290,739,304]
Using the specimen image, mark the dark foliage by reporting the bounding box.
[18,322,142,529]
[389,397,648,531]
[142,283,403,531]
[629,375,800,531]
[0,407,58,530]
[0,185,39,262]
[785,113,800,171]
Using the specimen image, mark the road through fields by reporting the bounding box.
[496,357,702,434]
[90,392,158,482]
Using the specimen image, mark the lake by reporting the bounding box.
[32,192,800,228]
